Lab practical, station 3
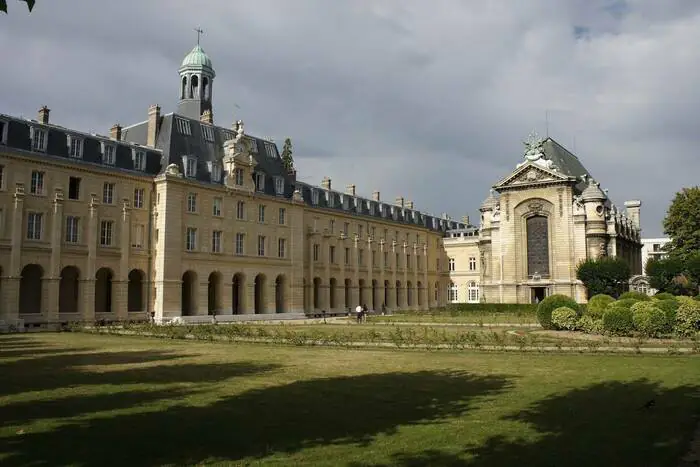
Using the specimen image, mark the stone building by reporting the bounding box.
[445,134,643,304]
[0,43,465,328]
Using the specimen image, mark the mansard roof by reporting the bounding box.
[0,113,161,177]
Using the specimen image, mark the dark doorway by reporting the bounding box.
[531,287,547,304]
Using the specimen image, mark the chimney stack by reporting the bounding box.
[38,106,50,124]
[321,176,332,190]
[406,200,414,210]
[147,104,161,148]
[110,123,122,141]
[346,184,356,196]
[200,109,213,124]
[462,215,470,225]
[395,196,405,208]
[372,191,380,201]
[624,200,642,229]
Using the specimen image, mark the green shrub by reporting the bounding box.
[587,294,615,318]
[618,291,651,301]
[537,294,578,329]
[607,298,639,312]
[443,303,537,313]
[674,300,700,337]
[677,296,696,306]
[577,315,604,334]
[654,299,680,333]
[631,302,666,338]
[694,295,700,302]
[602,306,634,336]
[551,307,579,331]
[653,292,675,301]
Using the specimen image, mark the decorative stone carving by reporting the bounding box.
[491,203,501,222]
[165,163,182,177]
[528,202,544,213]
[54,187,64,203]
[516,132,557,171]
[572,195,585,215]
[14,182,25,198]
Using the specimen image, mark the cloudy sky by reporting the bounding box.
[2,0,699,236]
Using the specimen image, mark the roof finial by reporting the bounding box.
[194,26,204,45]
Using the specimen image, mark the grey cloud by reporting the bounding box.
[2,0,699,235]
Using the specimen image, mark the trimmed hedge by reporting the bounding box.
[631,302,666,338]
[443,303,537,313]
[551,307,579,331]
[653,292,676,301]
[618,291,651,301]
[537,295,578,330]
[607,298,640,312]
[602,307,634,336]
[674,300,700,337]
[654,299,680,333]
[577,315,604,334]
[587,294,615,319]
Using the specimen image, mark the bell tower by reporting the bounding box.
[177,28,216,122]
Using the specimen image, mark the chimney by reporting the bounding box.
[147,104,161,147]
[110,123,122,141]
[321,176,332,190]
[346,184,356,196]
[38,106,50,124]
[200,109,213,124]
[624,200,642,229]
[406,201,414,210]
[372,191,380,201]
[395,196,405,208]
[462,215,470,225]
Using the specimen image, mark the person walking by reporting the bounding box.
[355,304,363,323]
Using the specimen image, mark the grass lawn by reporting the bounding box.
[374,311,538,325]
[1,333,700,466]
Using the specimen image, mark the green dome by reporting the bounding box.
[180,45,213,70]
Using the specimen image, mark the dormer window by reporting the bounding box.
[183,156,197,177]
[0,119,7,145]
[68,135,83,158]
[248,138,258,153]
[274,176,284,195]
[101,142,115,165]
[210,163,222,182]
[255,172,265,191]
[201,124,215,142]
[175,117,191,135]
[264,142,276,158]
[369,202,376,216]
[234,168,244,186]
[132,149,146,171]
[30,126,46,152]
[222,130,235,141]
[311,189,319,205]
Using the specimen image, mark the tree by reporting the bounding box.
[576,257,631,299]
[281,138,294,172]
[663,186,700,262]
[0,0,35,14]
[645,257,687,295]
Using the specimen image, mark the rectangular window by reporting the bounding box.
[236,201,245,220]
[359,250,364,266]
[311,190,319,205]
[103,144,115,165]
[406,254,411,270]
[133,188,144,208]
[255,173,265,191]
[449,258,455,271]
[313,243,320,261]
[345,247,350,265]
[103,183,114,204]
[235,168,244,186]
[27,212,42,240]
[372,251,377,267]
[343,222,349,236]
[469,257,477,271]
[0,120,6,144]
[65,216,79,243]
[185,227,197,251]
[278,238,286,258]
[265,142,277,158]
[278,207,286,225]
[211,164,221,182]
[371,226,376,239]
[69,136,83,158]
[235,233,245,255]
[30,171,44,195]
[212,230,222,253]
[257,235,266,256]
[185,158,197,177]
[258,204,266,223]
[358,225,363,239]
[0,164,4,190]
[275,177,284,195]
[68,177,81,200]
[32,127,46,152]
[329,246,335,264]
[201,124,215,142]
[131,224,144,248]
[212,197,222,216]
[417,255,422,270]
[100,220,114,246]
[133,150,146,170]
[329,219,335,234]
[383,251,388,267]
[176,117,191,135]
[396,253,400,268]
[186,193,197,213]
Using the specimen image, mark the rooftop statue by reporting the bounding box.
[517,131,556,171]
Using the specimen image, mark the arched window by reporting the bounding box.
[448,282,458,302]
[526,215,550,277]
[468,281,480,303]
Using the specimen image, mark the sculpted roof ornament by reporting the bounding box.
[516,131,557,171]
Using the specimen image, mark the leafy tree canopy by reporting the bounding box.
[576,257,631,299]
[663,186,700,262]
[0,0,35,14]
[281,138,294,171]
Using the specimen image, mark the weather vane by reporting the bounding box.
[194,27,204,45]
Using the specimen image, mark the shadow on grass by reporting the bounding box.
[354,379,700,467]
[0,370,509,467]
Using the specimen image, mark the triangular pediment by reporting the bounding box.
[494,162,572,190]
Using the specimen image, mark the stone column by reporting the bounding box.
[82,194,98,322]
[46,187,65,325]
[390,240,397,309]
[246,281,256,314]
[402,241,408,309]
[379,239,386,310]
[339,236,347,311]
[423,244,429,310]
[4,183,25,321]
[352,235,360,308]
[308,234,315,312]
[413,243,419,310]
[323,235,331,311]
[115,198,131,320]
[367,237,373,309]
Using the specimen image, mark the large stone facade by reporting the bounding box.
[445,134,643,304]
[0,45,464,328]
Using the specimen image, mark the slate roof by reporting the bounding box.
[542,137,592,193]
[0,113,161,177]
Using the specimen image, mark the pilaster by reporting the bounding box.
[82,194,98,321]
[116,198,131,319]
[6,183,25,319]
